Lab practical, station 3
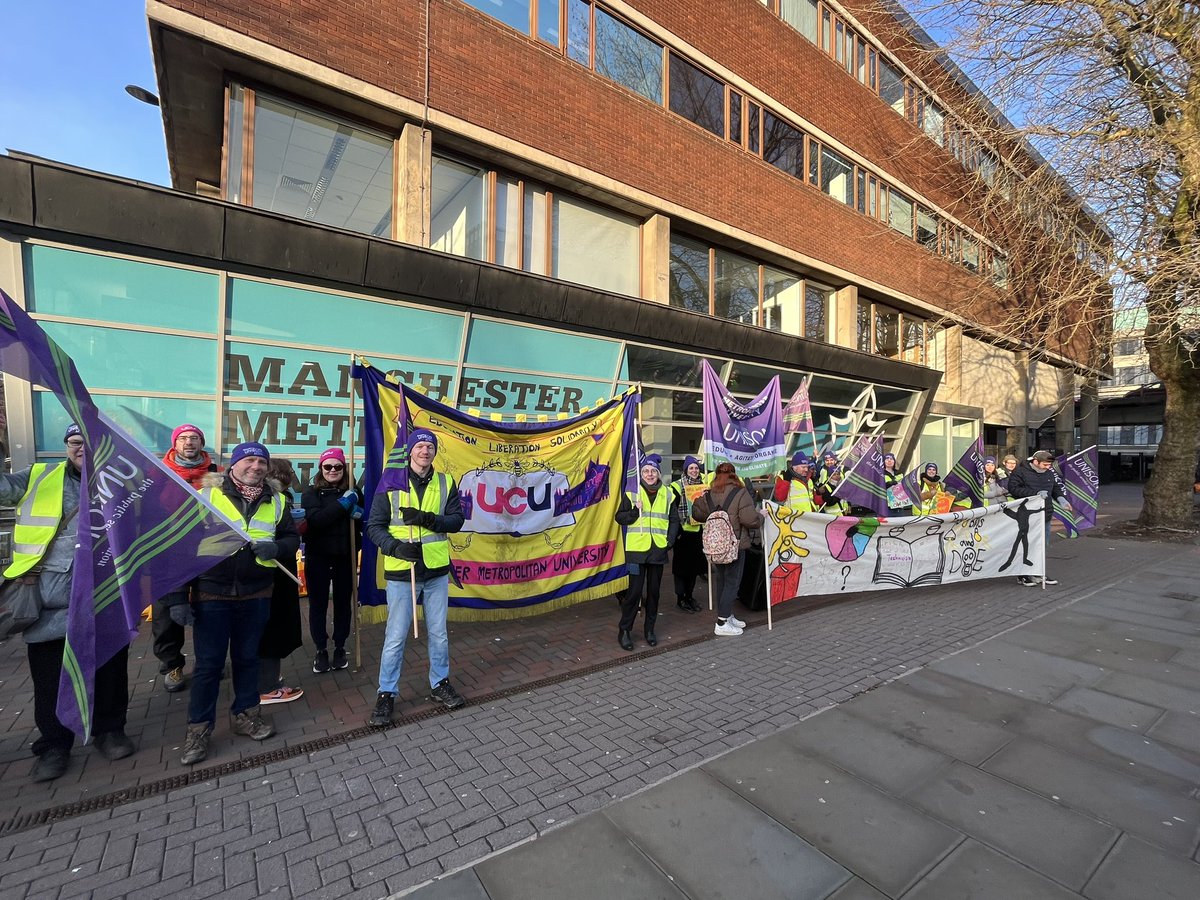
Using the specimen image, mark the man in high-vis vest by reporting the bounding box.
[180,441,299,766]
[772,450,820,512]
[366,428,466,727]
[614,453,678,651]
[0,424,134,782]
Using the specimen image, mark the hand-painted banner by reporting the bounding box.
[0,289,248,738]
[760,497,1046,603]
[1053,446,1099,537]
[944,436,987,508]
[700,360,786,478]
[355,361,639,620]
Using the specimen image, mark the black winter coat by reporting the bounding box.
[1005,463,1065,521]
[301,483,362,557]
[195,474,301,599]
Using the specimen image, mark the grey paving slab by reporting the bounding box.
[604,768,851,900]
[1084,835,1200,900]
[929,639,1108,703]
[999,618,1181,665]
[1071,600,1200,636]
[839,679,1015,764]
[1050,685,1165,731]
[703,735,960,897]
[1146,711,1200,754]
[826,879,890,900]
[885,669,1041,725]
[1170,648,1200,671]
[983,737,1200,855]
[1077,592,1199,620]
[904,839,1084,900]
[404,868,491,900]
[1091,670,1200,716]
[771,707,953,795]
[1011,705,1200,788]
[473,813,687,900]
[905,760,1119,889]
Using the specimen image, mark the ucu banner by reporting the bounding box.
[459,468,576,535]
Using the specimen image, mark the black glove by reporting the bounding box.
[251,540,278,561]
[168,604,194,627]
[399,506,421,526]
[392,542,421,561]
[419,511,438,530]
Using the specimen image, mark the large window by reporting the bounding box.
[780,0,819,42]
[922,99,945,146]
[714,250,760,325]
[430,157,487,260]
[763,266,802,334]
[805,284,830,341]
[594,9,663,104]
[669,53,724,137]
[250,95,394,237]
[762,112,805,178]
[669,236,711,313]
[878,59,906,115]
[916,207,938,250]
[552,195,640,296]
[821,146,854,205]
[888,190,914,238]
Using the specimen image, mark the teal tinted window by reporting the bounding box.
[228,280,464,361]
[463,319,620,380]
[225,342,458,403]
[41,322,217,394]
[26,245,219,331]
[223,400,359,458]
[34,393,216,457]
[458,368,612,417]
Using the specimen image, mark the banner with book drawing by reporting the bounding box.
[759,496,1046,620]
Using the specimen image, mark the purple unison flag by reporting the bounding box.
[783,379,814,434]
[0,289,248,738]
[943,436,987,508]
[832,435,887,512]
[700,360,786,478]
[1053,446,1100,537]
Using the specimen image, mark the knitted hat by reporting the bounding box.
[407,429,438,454]
[790,450,812,467]
[883,452,896,465]
[64,423,82,442]
[641,453,662,472]
[683,455,701,471]
[923,461,939,475]
[984,456,997,466]
[171,423,204,445]
[319,447,346,467]
[229,441,270,467]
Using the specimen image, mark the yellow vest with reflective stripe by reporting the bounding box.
[202,487,286,568]
[625,485,670,551]
[384,473,451,573]
[786,477,818,513]
[671,479,702,533]
[4,463,68,578]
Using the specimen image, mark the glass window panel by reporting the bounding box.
[917,415,949,473]
[226,84,244,203]
[623,344,725,388]
[430,156,487,260]
[807,139,819,185]
[536,0,560,43]
[869,48,877,90]
[916,207,938,249]
[669,236,710,313]
[856,38,868,84]
[462,0,531,34]
[40,322,216,394]
[26,246,219,331]
[726,363,807,400]
[567,0,591,64]
[594,9,663,104]
[873,307,899,357]
[780,0,819,42]
[729,90,742,143]
[35,393,216,460]
[714,250,759,325]
[762,112,804,178]
[868,176,877,217]
[495,176,521,268]
[464,319,621,380]
[903,318,925,364]
[961,236,980,272]
[762,266,802,335]
[748,101,761,154]
[669,52,725,137]
[551,194,640,295]
[821,146,853,205]
[888,190,913,237]
[523,184,549,275]
[923,100,945,146]
[228,278,464,361]
[804,284,829,341]
[640,386,704,424]
[856,169,866,213]
[835,21,845,64]
[821,8,831,52]
[857,299,872,352]
[252,95,394,237]
[878,58,905,114]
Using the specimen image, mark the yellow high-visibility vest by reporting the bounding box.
[4,463,68,578]
[202,486,286,568]
[625,485,670,551]
[383,473,452,573]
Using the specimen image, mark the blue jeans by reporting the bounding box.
[378,574,450,694]
[188,598,271,727]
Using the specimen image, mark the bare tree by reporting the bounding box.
[866,0,1200,529]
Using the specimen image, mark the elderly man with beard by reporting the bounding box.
[153,424,220,693]
[179,441,299,766]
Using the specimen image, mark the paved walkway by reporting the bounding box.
[3,484,1197,898]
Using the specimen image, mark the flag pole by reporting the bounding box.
[348,353,363,671]
[762,506,773,631]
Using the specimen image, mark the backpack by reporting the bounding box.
[700,489,741,565]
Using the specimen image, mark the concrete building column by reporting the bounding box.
[940,325,963,405]
[1016,350,1031,459]
[1055,369,1078,455]
[641,214,671,305]
[395,123,432,247]
[1078,376,1100,452]
[832,284,857,348]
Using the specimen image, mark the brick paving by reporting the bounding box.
[0,485,1169,898]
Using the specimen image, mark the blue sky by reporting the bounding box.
[0,1,169,185]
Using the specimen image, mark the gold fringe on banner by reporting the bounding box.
[355,580,628,625]
[357,604,390,626]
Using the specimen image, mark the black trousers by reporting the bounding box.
[151,591,187,672]
[619,563,663,633]
[306,552,354,651]
[27,640,128,756]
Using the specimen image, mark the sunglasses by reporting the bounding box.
[321,463,345,471]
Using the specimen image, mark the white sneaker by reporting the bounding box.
[714,620,744,636]
[726,615,746,629]
[1043,577,1059,586]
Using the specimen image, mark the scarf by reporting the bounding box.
[163,449,214,488]
[229,471,264,503]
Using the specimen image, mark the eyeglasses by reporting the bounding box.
[66,439,85,449]
[321,464,345,471]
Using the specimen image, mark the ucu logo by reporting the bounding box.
[460,469,574,536]
[475,483,554,515]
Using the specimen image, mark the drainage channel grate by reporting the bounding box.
[0,603,835,837]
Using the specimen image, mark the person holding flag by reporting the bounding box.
[668,455,706,614]
[1,424,135,782]
[615,453,677,650]
[815,451,850,515]
[882,453,910,517]
[366,428,466,727]
[773,451,821,512]
[1007,450,1072,585]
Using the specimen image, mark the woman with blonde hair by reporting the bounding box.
[690,461,761,636]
